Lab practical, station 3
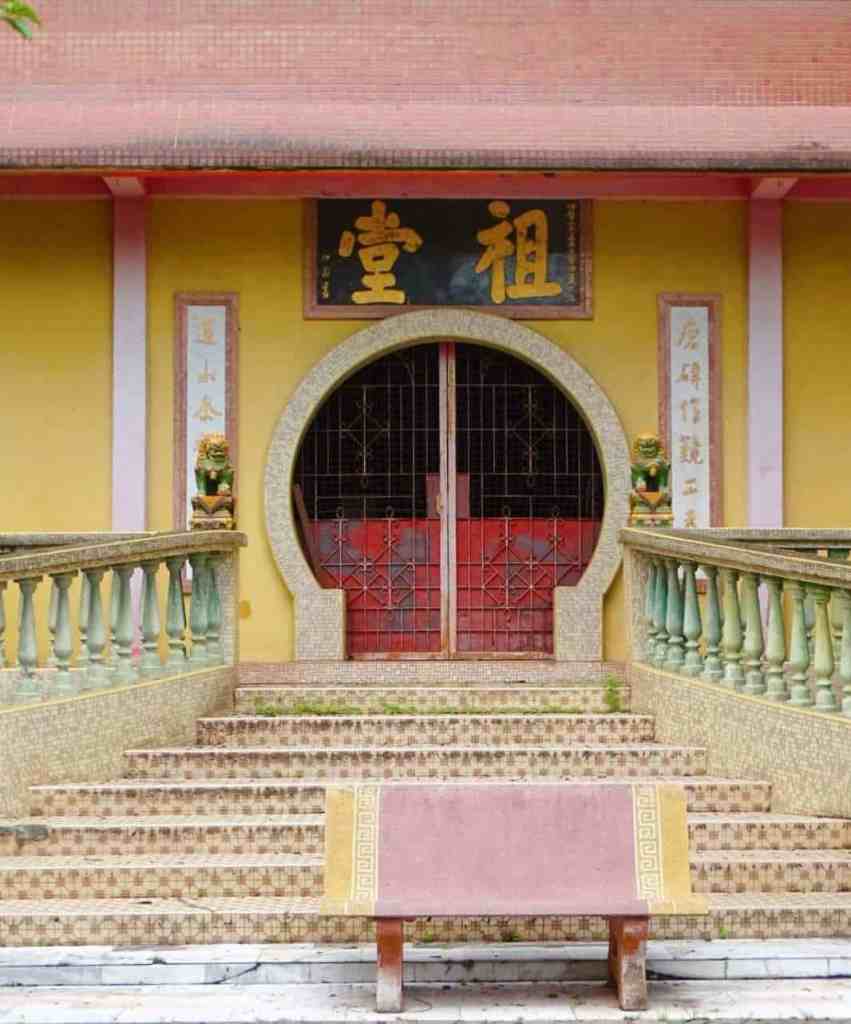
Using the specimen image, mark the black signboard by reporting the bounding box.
[305,198,592,319]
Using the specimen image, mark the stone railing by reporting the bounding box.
[622,527,851,715]
[0,531,246,707]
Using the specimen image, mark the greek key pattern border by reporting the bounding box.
[353,785,379,907]
[633,783,664,903]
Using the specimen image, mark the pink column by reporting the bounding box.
[748,200,784,527]
[111,196,147,531]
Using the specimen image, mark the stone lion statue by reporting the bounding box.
[629,433,672,526]
[194,433,234,496]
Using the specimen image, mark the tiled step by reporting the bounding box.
[122,744,708,781]
[196,714,655,749]
[689,815,851,852]
[1,893,850,947]
[0,816,324,858]
[0,854,324,900]
[234,685,630,716]
[6,812,844,861]
[28,775,772,818]
[8,847,848,902]
[692,850,851,894]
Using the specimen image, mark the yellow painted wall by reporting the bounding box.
[784,203,851,526]
[0,201,113,662]
[148,199,748,663]
[0,201,113,531]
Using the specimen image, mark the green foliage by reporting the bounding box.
[602,676,623,714]
[1,1,40,38]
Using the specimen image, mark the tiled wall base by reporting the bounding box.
[238,661,625,687]
[629,663,851,819]
[0,896,850,946]
[0,667,236,818]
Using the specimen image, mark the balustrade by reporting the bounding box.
[0,532,244,708]
[624,528,851,718]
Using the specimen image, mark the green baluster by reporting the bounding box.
[805,593,815,663]
[763,576,788,702]
[84,568,109,690]
[721,568,744,690]
[47,577,58,668]
[700,565,723,683]
[643,559,657,664]
[140,561,162,678]
[810,586,837,711]
[165,556,187,671]
[681,561,703,677]
[51,572,77,697]
[786,580,812,707]
[77,572,90,666]
[652,558,668,666]
[839,589,851,718]
[112,565,138,687]
[0,580,7,668]
[741,572,766,696]
[663,559,685,671]
[15,577,41,703]
[188,553,208,664]
[206,556,223,664]
[110,568,121,668]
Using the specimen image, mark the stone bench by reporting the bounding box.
[320,782,706,1011]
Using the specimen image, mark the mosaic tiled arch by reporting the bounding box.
[264,309,630,661]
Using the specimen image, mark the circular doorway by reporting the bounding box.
[293,340,604,657]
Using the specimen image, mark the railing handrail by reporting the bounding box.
[0,530,247,582]
[620,527,851,589]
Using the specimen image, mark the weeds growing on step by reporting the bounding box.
[254,699,589,717]
[603,676,623,713]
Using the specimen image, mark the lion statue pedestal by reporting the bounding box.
[190,433,236,531]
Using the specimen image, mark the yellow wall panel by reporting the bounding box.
[784,203,851,526]
[0,201,113,531]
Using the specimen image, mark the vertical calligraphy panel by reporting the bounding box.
[658,295,722,528]
[173,294,239,530]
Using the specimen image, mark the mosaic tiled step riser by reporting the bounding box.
[1,899,850,947]
[0,858,325,901]
[26,778,773,819]
[0,820,325,858]
[4,852,851,902]
[233,686,631,715]
[691,854,851,894]
[689,817,851,853]
[196,715,656,749]
[122,746,708,781]
[28,783,328,819]
[5,815,845,861]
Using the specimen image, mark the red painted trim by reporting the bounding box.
[6,170,851,202]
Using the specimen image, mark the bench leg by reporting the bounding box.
[376,917,404,1013]
[607,916,649,1011]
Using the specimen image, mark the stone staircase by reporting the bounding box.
[0,678,849,947]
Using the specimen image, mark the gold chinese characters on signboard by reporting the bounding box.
[308,198,591,319]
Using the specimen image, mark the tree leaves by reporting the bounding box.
[1,1,41,38]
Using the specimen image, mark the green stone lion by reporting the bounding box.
[194,432,234,496]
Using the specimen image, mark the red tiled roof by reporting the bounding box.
[3,0,851,171]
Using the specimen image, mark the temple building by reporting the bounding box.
[0,0,849,977]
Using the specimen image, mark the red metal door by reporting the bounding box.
[450,342,603,655]
[294,342,603,658]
